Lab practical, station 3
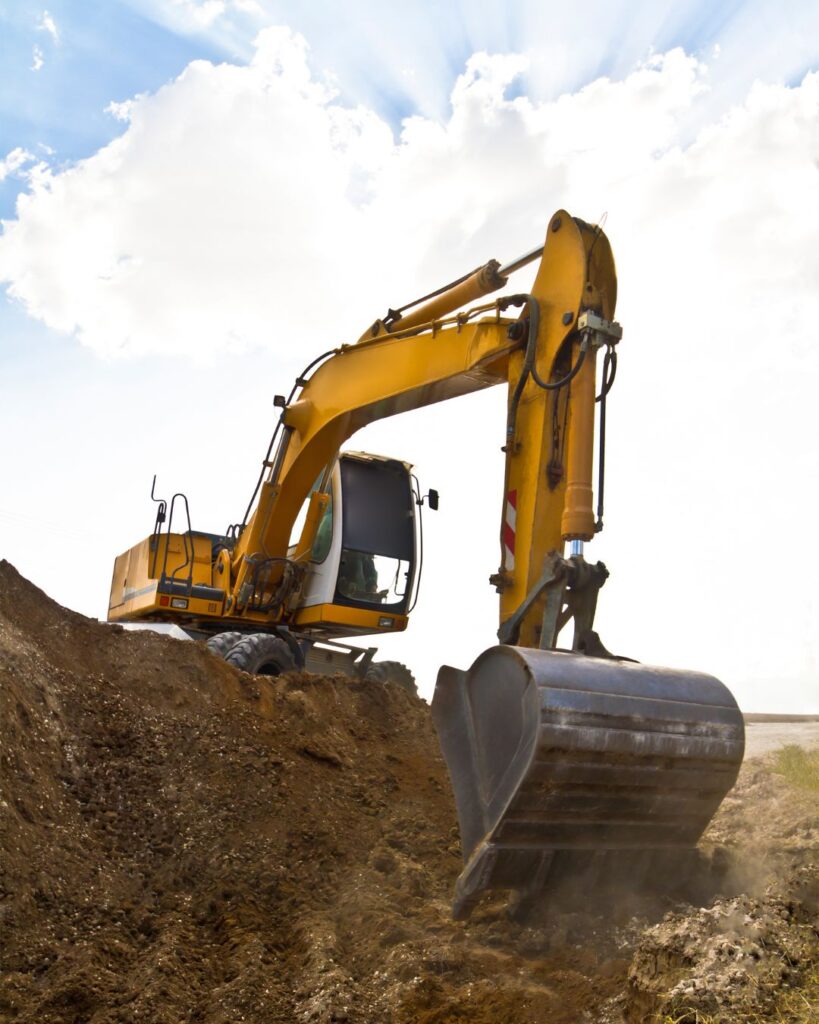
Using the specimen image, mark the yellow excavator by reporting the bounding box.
[108,210,745,917]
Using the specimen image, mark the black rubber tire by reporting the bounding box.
[206,631,243,659]
[224,633,297,677]
[366,660,417,696]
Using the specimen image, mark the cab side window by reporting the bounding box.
[311,496,333,562]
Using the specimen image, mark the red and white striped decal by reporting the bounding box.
[502,489,517,571]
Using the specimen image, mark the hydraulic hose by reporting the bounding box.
[506,296,589,448]
[239,347,339,530]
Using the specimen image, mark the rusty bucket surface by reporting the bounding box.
[431,646,745,918]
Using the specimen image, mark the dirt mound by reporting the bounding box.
[627,866,819,1022]
[1,559,817,1023]
[624,762,819,1023]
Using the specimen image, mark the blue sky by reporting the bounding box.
[3,0,817,217]
[1,1,818,708]
[0,2,220,217]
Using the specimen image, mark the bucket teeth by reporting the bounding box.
[431,646,745,919]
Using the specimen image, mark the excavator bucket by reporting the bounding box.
[431,646,745,919]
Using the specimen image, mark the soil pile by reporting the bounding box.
[627,868,818,1022]
[627,762,819,1023]
[1,559,817,1023]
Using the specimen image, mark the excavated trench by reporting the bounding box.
[1,559,817,1023]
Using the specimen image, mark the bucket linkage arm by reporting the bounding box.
[496,552,614,658]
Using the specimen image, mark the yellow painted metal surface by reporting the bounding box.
[560,337,597,541]
[293,602,409,635]
[358,261,508,341]
[497,214,616,644]
[109,537,160,620]
[291,490,330,564]
[108,533,224,622]
[152,533,214,585]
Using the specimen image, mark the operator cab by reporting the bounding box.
[292,452,420,638]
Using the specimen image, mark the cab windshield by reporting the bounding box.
[337,549,411,605]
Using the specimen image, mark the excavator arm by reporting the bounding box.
[229,211,618,647]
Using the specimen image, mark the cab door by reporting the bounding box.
[297,453,417,622]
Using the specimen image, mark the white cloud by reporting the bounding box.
[170,0,226,29]
[0,27,394,357]
[106,98,136,122]
[37,10,59,44]
[123,1,819,135]
[31,9,59,70]
[3,38,814,363]
[0,39,708,357]
[0,148,35,181]
[1,32,817,707]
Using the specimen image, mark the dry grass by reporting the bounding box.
[773,745,819,794]
[775,968,819,1023]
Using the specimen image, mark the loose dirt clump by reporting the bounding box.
[626,867,819,1022]
[1,559,817,1023]
[623,759,819,1023]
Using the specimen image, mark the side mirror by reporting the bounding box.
[427,489,439,511]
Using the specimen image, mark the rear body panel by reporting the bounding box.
[109,533,223,621]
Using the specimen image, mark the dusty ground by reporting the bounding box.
[1,559,817,1023]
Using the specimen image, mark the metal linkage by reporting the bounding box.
[497,551,613,656]
[576,311,622,345]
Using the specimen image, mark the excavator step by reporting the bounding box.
[431,646,745,919]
